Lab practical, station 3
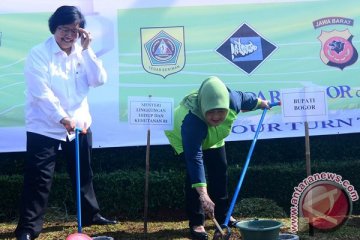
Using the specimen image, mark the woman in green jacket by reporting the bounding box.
[165,76,269,240]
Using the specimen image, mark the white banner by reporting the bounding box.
[0,0,359,152]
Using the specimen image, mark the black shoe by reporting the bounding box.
[17,232,32,240]
[229,219,240,228]
[84,215,117,227]
[190,227,208,240]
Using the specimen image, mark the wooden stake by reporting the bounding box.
[305,121,314,236]
[144,128,150,234]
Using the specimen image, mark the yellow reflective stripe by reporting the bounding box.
[192,183,207,188]
[253,98,262,110]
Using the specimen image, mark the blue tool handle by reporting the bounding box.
[75,128,82,233]
[223,101,280,226]
[269,101,281,108]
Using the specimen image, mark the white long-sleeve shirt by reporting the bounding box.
[25,36,107,141]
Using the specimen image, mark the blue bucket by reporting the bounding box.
[235,219,282,240]
[279,233,299,239]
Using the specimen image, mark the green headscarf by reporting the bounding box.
[181,76,230,121]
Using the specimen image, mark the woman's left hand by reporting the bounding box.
[260,100,270,110]
[78,28,92,51]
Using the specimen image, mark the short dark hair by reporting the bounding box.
[48,6,86,34]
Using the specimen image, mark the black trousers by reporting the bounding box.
[184,146,229,228]
[15,130,100,238]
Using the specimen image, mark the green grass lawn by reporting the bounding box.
[1,216,359,239]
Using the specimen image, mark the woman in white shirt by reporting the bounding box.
[15,6,116,240]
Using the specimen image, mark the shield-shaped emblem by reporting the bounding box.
[318,29,358,70]
[141,27,185,78]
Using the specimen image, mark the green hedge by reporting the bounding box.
[1,133,359,222]
[1,159,359,222]
[2,133,360,174]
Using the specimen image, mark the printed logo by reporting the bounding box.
[299,181,352,231]
[318,30,358,70]
[216,23,277,74]
[141,27,185,78]
[313,17,358,70]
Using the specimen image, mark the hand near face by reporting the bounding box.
[78,28,92,51]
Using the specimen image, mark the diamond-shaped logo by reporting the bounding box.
[216,23,277,74]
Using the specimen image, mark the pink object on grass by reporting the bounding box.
[66,233,92,240]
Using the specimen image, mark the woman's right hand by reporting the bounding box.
[197,187,215,218]
[199,193,215,218]
[60,117,76,133]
